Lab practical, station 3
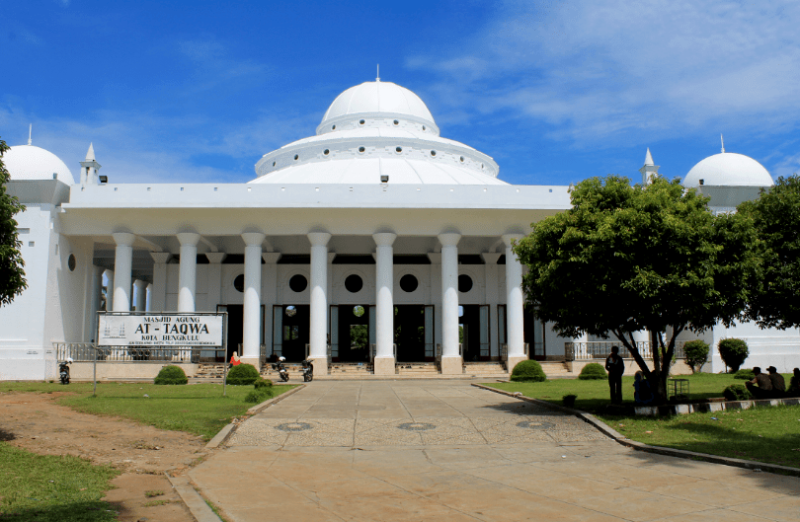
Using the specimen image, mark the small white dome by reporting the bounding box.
[684,152,773,188]
[320,81,436,130]
[3,145,74,184]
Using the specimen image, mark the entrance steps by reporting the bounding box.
[396,362,439,377]
[261,363,306,380]
[539,361,574,378]
[329,362,374,376]
[189,363,227,382]
[463,362,508,377]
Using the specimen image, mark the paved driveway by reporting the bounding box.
[190,381,800,522]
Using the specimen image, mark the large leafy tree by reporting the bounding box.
[0,137,27,306]
[738,175,800,329]
[514,175,758,403]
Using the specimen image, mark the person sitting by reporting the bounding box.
[633,371,654,404]
[787,368,800,397]
[767,366,786,398]
[745,367,773,399]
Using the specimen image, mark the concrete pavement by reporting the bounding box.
[190,381,800,522]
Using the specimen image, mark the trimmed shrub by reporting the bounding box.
[578,363,607,380]
[718,339,749,372]
[154,365,188,385]
[254,377,273,389]
[510,360,547,382]
[244,390,272,404]
[226,363,260,386]
[723,384,752,401]
[734,368,755,380]
[683,340,710,373]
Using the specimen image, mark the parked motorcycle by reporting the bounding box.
[300,359,314,382]
[59,358,73,385]
[271,356,289,382]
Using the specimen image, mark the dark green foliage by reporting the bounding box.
[244,389,273,403]
[683,340,710,373]
[723,384,753,401]
[0,138,28,307]
[739,175,800,329]
[734,369,755,380]
[153,365,188,385]
[563,394,577,408]
[510,360,547,382]
[226,363,260,385]
[254,377,273,389]
[718,339,749,372]
[578,363,607,380]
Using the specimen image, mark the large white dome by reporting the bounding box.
[3,145,74,185]
[684,152,773,188]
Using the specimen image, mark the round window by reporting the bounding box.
[345,274,363,293]
[458,274,473,293]
[460,156,465,162]
[399,274,418,293]
[272,161,276,167]
[332,125,336,130]
[396,146,402,153]
[323,149,330,155]
[422,125,426,131]
[294,154,299,160]
[430,150,437,157]
[393,119,399,125]
[359,119,365,125]
[67,254,76,272]
[353,305,365,318]
[233,274,245,292]
[285,305,297,317]
[289,274,308,293]
[358,146,366,153]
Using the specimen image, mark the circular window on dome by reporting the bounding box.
[430,150,437,157]
[359,119,365,125]
[460,156,465,163]
[458,274,473,293]
[481,163,485,169]
[400,274,418,293]
[345,274,363,293]
[323,149,330,155]
[234,274,245,292]
[289,274,308,293]
[353,305,365,318]
[358,147,366,153]
[285,305,297,318]
[332,124,336,130]
[393,119,399,125]
[396,146,403,153]
[272,161,276,167]
[294,154,299,160]
[67,254,76,272]
[422,125,427,131]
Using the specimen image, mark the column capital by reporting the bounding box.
[112,232,136,246]
[438,232,461,247]
[176,232,201,246]
[481,252,503,265]
[261,253,281,264]
[502,233,524,247]
[205,252,227,264]
[241,232,266,247]
[133,279,148,289]
[150,252,172,264]
[307,232,332,247]
[372,232,397,246]
[427,253,442,264]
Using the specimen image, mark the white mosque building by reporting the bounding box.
[1,79,798,381]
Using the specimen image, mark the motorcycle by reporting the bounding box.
[59,358,73,385]
[271,357,289,382]
[300,359,314,382]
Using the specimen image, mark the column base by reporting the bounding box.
[440,355,463,375]
[308,356,328,376]
[373,356,396,376]
[239,357,261,369]
[507,355,528,375]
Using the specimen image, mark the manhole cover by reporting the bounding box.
[516,420,555,430]
[397,422,436,431]
[276,422,313,432]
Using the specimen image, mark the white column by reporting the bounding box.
[133,280,147,312]
[373,233,396,375]
[482,253,502,361]
[104,269,114,311]
[308,232,331,374]
[149,253,171,311]
[89,266,104,341]
[241,233,265,367]
[261,253,281,361]
[176,233,200,313]
[502,234,526,372]
[145,284,153,312]
[111,233,135,311]
[205,253,227,310]
[427,254,443,351]
[439,233,462,374]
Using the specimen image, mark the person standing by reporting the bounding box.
[788,368,800,397]
[605,345,625,404]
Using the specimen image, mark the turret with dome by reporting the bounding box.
[684,137,773,189]
[3,129,75,185]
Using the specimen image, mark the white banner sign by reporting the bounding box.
[98,314,224,347]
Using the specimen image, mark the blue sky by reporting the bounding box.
[3,0,799,186]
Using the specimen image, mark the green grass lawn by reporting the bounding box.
[1,382,298,440]
[486,374,800,469]
[0,442,119,521]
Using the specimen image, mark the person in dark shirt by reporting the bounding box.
[788,368,800,397]
[745,367,773,399]
[767,366,786,398]
[605,346,625,404]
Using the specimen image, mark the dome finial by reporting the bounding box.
[376,63,380,82]
[27,124,32,146]
[721,133,725,153]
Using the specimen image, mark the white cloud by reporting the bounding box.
[408,0,800,146]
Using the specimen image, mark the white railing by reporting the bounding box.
[53,342,200,363]
[500,344,508,363]
[564,341,688,361]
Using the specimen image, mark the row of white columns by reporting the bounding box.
[108,230,528,373]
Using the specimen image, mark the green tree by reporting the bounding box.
[738,175,800,329]
[513,175,758,403]
[0,137,27,306]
